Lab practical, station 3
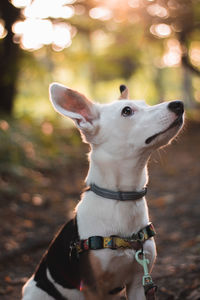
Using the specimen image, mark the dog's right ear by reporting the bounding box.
[49,83,99,135]
[119,84,129,100]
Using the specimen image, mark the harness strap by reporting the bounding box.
[145,284,157,300]
[36,278,67,300]
[75,223,156,253]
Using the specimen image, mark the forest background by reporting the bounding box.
[0,0,200,299]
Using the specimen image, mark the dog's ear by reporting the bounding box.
[49,83,99,134]
[119,84,129,100]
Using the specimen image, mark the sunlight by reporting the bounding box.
[147,4,168,18]
[93,0,132,21]
[13,19,53,50]
[89,7,112,21]
[189,42,200,66]
[0,20,7,39]
[0,120,9,131]
[150,23,171,38]
[52,23,72,51]
[11,0,75,51]
[10,0,144,51]
[11,0,31,8]
[128,0,141,8]
[12,0,75,9]
[163,39,181,67]
[23,0,74,19]
[13,19,72,51]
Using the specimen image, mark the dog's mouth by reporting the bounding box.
[145,115,183,144]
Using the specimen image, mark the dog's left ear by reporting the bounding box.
[119,84,129,100]
[49,83,99,135]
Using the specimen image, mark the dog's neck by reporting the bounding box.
[86,148,150,192]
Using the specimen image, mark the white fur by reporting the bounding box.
[22,83,183,299]
[22,276,53,300]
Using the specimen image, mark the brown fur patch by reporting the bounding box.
[80,251,121,299]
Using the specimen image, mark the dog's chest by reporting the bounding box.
[80,248,137,294]
[76,194,151,290]
[80,238,156,295]
[77,193,149,239]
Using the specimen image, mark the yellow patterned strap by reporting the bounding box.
[76,223,156,253]
[103,237,133,249]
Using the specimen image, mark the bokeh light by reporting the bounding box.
[163,39,182,67]
[150,23,171,38]
[11,0,75,51]
[147,4,168,18]
[89,7,112,21]
[128,0,141,9]
[23,0,74,19]
[0,19,7,39]
[11,0,31,8]
[189,42,200,67]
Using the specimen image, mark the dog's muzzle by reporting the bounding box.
[145,100,184,145]
[168,100,184,116]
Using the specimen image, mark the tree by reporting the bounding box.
[0,0,21,114]
[0,0,200,115]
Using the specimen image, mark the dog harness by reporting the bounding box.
[73,223,156,255]
[69,222,157,299]
[35,185,157,300]
[82,184,157,299]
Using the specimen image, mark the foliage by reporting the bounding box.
[1,0,200,116]
[0,117,86,199]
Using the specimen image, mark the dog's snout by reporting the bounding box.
[168,101,184,115]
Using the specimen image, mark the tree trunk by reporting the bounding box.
[0,0,21,115]
[182,67,195,109]
[155,68,164,103]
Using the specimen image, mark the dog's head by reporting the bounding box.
[49,83,184,157]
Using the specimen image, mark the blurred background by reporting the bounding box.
[0,0,200,299]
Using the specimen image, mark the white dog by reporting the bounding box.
[22,84,184,300]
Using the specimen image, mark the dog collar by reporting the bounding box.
[86,183,147,201]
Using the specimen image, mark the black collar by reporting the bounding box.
[86,183,147,201]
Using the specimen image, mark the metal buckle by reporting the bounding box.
[138,231,145,242]
[110,236,118,249]
[130,231,144,242]
[89,236,103,250]
[129,233,137,241]
[69,240,79,260]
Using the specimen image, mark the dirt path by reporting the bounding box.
[0,121,200,300]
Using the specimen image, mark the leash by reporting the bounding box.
[135,250,157,300]
[86,183,147,201]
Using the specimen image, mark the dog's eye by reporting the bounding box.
[121,106,133,117]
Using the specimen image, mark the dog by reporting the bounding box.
[22,83,184,300]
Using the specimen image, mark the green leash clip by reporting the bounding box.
[135,250,154,288]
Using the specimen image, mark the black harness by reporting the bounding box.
[34,218,80,300]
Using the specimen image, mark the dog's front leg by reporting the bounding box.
[126,260,147,300]
[126,280,145,300]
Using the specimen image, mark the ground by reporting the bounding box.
[0,120,200,300]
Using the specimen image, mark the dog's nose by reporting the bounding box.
[168,101,184,115]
